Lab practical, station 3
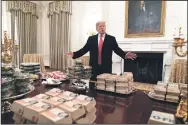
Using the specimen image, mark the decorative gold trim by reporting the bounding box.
[124,1,166,38]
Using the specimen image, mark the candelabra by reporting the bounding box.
[2,31,13,64]
[2,31,19,64]
[173,27,188,57]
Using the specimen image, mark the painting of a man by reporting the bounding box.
[125,1,166,37]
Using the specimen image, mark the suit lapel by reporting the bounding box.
[95,34,99,54]
[102,34,108,50]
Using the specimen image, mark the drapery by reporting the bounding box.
[7,1,38,66]
[48,1,72,71]
[169,59,187,84]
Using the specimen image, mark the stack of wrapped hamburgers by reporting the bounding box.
[96,72,135,94]
[11,88,96,124]
[96,73,111,90]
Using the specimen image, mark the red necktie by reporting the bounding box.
[98,35,104,65]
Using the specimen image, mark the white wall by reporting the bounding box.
[71,1,102,52]
[36,1,50,66]
[2,1,11,42]
[71,1,187,51]
[104,1,187,41]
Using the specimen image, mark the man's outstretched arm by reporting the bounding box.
[65,37,91,59]
[113,37,137,60]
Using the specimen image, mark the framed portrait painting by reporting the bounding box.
[125,1,166,38]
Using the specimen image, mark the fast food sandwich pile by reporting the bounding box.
[166,83,180,102]
[11,88,96,124]
[116,72,134,94]
[150,81,167,100]
[150,82,183,103]
[44,71,68,81]
[20,63,40,75]
[96,73,111,90]
[96,72,135,94]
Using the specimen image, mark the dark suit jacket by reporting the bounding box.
[72,34,125,76]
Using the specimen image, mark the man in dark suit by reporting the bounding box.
[65,21,137,81]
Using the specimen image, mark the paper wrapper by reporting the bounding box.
[123,72,133,77]
[75,108,96,124]
[13,113,26,124]
[154,85,167,95]
[105,86,115,92]
[96,84,105,90]
[57,91,78,101]
[105,75,119,83]
[23,102,53,122]
[167,88,180,96]
[148,111,175,124]
[116,88,129,94]
[116,76,129,83]
[152,92,165,100]
[168,83,179,88]
[179,84,187,91]
[116,82,129,87]
[43,97,66,106]
[166,95,179,102]
[157,81,167,88]
[37,108,72,124]
[11,98,38,115]
[32,94,51,101]
[97,73,111,82]
[45,88,62,97]
[58,101,85,121]
[96,81,105,85]
[72,95,96,112]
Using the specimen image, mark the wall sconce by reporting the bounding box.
[172,27,188,57]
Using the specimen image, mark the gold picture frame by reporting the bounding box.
[124,1,166,38]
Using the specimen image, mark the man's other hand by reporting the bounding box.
[65,52,73,58]
[125,52,137,60]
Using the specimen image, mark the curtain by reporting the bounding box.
[48,1,72,71]
[169,59,187,84]
[7,1,38,66]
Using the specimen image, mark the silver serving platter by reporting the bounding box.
[1,84,35,101]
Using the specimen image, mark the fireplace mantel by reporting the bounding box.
[112,39,174,82]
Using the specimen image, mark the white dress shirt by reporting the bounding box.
[98,34,105,45]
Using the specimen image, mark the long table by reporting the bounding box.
[1,82,183,124]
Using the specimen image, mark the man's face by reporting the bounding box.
[96,22,106,34]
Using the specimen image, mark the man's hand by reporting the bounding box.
[64,52,73,58]
[125,52,137,60]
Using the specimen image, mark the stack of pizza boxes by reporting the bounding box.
[11,88,96,124]
[96,73,111,90]
[115,72,134,94]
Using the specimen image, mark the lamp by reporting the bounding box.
[172,27,188,57]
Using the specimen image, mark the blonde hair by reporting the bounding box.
[96,21,106,27]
